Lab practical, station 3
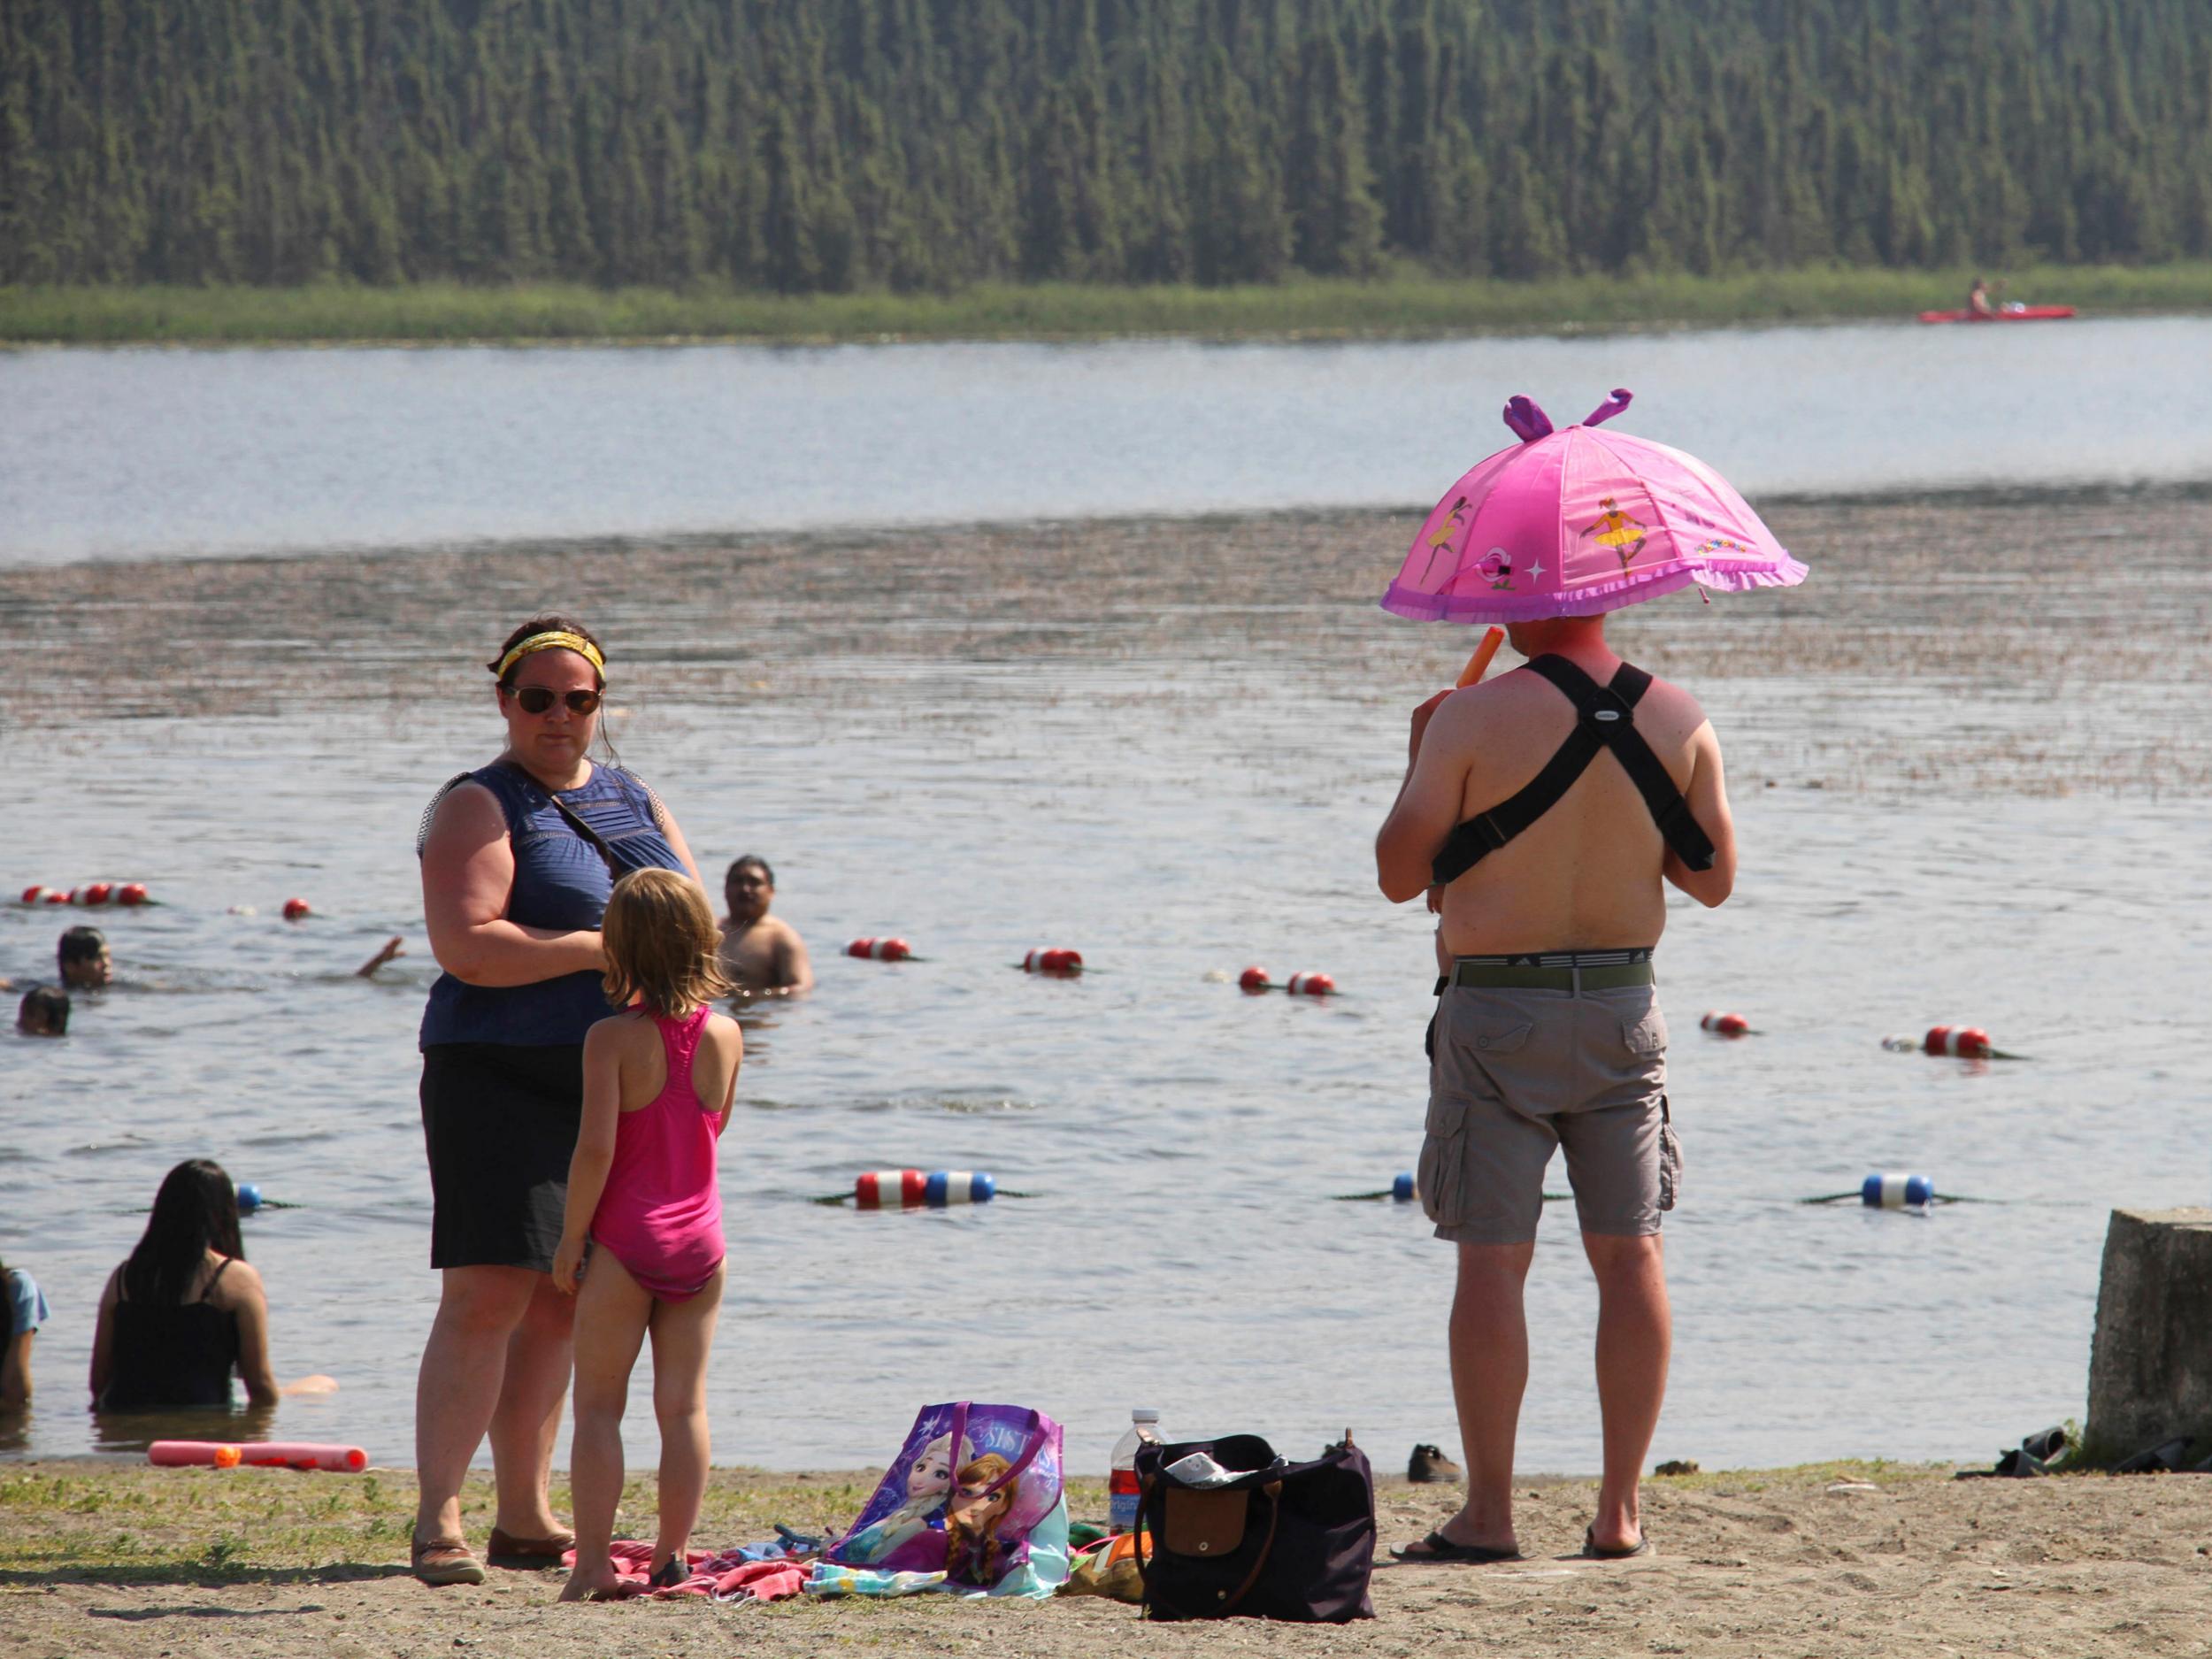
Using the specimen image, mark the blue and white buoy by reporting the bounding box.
[1392,1171,1417,1203]
[925,1170,995,1207]
[1861,1171,1934,1210]
[234,1182,264,1215]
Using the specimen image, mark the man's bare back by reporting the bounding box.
[1377,622,1736,952]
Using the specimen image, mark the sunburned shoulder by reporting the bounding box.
[1634,674,1713,743]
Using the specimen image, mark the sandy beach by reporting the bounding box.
[4,1459,2208,1657]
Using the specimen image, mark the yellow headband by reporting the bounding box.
[495,630,605,681]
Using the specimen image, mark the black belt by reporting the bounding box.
[1448,959,1655,992]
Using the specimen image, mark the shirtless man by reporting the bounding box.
[1374,612,1735,1565]
[716,856,814,998]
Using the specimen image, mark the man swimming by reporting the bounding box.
[717,856,814,998]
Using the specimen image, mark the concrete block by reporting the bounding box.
[2083,1207,2212,1465]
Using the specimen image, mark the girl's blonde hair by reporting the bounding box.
[601,867,733,1017]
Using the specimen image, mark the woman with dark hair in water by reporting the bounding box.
[410,614,705,1586]
[90,1159,296,1410]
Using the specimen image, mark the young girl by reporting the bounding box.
[552,868,742,1601]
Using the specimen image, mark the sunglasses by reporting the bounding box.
[508,685,603,716]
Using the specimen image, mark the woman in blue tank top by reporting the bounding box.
[410,614,704,1587]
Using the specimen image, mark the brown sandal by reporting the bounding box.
[486,1525,577,1569]
[412,1535,487,1586]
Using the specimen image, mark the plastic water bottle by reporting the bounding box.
[1108,1408,1164,1533]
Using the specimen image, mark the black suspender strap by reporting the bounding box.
[1428,655,1716,887]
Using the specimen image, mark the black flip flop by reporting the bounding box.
[1581,1526,1652,1560]
[1388,1529,1521,1564]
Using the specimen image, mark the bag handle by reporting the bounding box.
[498,758,627,879]
[1132,1475,1283,1620]
[1217,1480,1282,1617]
[947,1402,1048,1503]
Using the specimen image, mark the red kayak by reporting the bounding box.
[1916,305,2077,323]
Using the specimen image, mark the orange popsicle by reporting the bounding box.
[1455,626,1506,688]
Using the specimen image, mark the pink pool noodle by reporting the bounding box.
[150,1440,367,1472]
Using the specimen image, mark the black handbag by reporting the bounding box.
[1132,1433,1375,1622]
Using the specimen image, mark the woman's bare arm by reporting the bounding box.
[421,782,604,987]
[223,1262,282,1409]
[88,1267,119,1402]
[649,792,706,888]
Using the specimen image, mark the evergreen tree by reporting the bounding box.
[0,0,2203,292]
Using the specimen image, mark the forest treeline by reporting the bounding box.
[4,0,2209,293]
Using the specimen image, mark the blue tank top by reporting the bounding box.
[419,761,685,1048]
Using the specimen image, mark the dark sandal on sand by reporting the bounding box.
[1580,1526,1652,1560]
[648,1555,688,1590]
[1389,1530,1521,1563]
[412,1535,488,1586]
[486,1525,577,1569]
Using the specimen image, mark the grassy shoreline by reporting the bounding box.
[0,1457,1908,1585]
[6,263,2212,348]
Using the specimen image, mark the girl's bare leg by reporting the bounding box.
[644,1261,726,1576]
[558,1249,651,1602]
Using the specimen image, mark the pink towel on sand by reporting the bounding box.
[561,1540,810,1602]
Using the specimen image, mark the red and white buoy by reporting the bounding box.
[1023,948,1083,975]
[281,897,313,921]
[43,888,69,904]
[846,938,912,962]
[77,881,114,906]
[1285,971,1336,996]
[20,886,48,905]
[1923,1025,1993,1059]
[117,883,149,906]
[1238,966,1272,993]
[1700,1010,1750,1037]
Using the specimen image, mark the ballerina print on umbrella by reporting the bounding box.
[1419,495,1471,584]
[1580,497,1649,573]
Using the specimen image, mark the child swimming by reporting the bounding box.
[551,867,743,1601]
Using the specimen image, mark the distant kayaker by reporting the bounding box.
[1968,277,1997,319]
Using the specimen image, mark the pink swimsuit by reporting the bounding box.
[589,1006,726,1301]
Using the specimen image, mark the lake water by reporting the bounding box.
[4,317,2210,565]
[4,322,2210,1485]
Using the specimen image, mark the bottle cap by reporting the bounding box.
[1133,1408,1161,1422]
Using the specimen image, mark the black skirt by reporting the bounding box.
[420,1041,586,1272]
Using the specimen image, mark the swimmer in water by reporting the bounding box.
[356,937,406,978]
[57,926,112,990]
[717,856,814,999]
[16,986,70,1037]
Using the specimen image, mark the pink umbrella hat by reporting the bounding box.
[1381,389,1809,624]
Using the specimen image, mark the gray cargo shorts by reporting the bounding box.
[1420,969,1680,1245]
